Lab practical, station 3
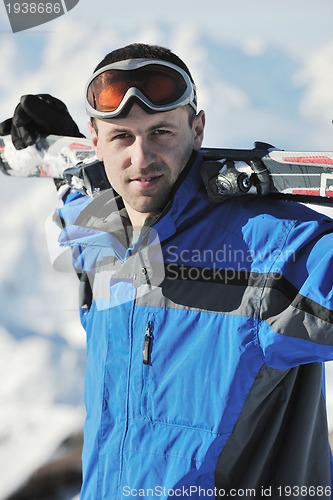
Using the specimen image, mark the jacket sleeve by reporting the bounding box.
[257,214,333,369]
[49,190,94,315]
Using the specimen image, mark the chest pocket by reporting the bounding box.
[132,306,259,434]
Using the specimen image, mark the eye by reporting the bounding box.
[153,129,172,136]
[112,132,131,141]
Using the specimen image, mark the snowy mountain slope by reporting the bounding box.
[0,176,86,499]
[0,17,333,499]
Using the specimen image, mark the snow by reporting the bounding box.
[0,8,333,498]
[0,176,86,498]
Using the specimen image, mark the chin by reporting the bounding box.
[133,198,166,215]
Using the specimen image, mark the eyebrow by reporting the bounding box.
[106,120,180,137]
[108,127,131,134]
[148,120,179,131]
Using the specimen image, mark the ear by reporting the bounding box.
[192,110,205,151]
[88,121,103,161]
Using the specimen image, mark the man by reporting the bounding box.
[1,43,333,499]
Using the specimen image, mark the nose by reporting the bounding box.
[130,137,155,170]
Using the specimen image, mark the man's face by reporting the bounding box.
[90,104,205,226]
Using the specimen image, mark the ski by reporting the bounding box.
[201,142,333,205]
[0,134,95,178]
[1,134,333,205]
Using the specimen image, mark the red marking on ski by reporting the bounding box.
[0,146,5,153]
[283,156,333,165]
[292,189,320,196]
[69,143,92,150]
[292,189,333,197]
[39,166,48,177]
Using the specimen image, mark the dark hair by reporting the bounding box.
[93,43,195,84]
[90,43,197,130]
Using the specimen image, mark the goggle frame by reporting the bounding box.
[85,58,197,119]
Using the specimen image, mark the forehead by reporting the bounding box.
[95,104,189,134]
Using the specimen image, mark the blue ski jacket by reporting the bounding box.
[58,151,333,499]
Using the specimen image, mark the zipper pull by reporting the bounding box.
[143,321,152,365]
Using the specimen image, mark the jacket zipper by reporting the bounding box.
[143,321,153,365]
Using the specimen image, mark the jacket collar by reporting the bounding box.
[60,150,204,248]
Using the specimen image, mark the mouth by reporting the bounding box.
[130,174,163,188]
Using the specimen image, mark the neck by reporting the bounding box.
[124,203,155,229]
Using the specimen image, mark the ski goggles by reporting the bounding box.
[85,58,197,119]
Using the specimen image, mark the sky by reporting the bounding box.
[0,1,333,498]
[0,0,333,148]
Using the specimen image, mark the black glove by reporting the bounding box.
[0,94,84,150]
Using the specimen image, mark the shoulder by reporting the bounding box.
[210,195,333,231]
[205,197,333,267]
